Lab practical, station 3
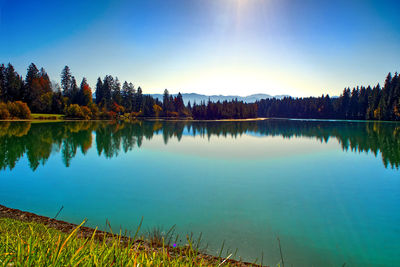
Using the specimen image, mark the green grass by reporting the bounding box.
[0,217,243,266]
[31,113,65,120]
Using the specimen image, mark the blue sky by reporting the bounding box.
[1,0,399,96]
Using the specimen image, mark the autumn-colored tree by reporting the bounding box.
[153,104,162,117]
[88,103,99,118]
[29,77,52,112]
[11,101,31,119]
[0,102,10,119]
[79,78,93,106]
[111,102,124,114]
[80,106,92,120]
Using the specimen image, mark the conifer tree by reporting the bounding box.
[60,66,72,98]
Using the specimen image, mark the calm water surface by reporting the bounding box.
[1,120,399,266]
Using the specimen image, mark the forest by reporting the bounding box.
[0,62,399,121]
[257,73,400,121]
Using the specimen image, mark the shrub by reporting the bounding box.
[15,101,31,119]
[88,103,99,119]
[0,103,10,120]
[0,101,30,119]
[65,104,84,119]
[99,108,112,119]
[6,102,18,118]
[80,106,92,120]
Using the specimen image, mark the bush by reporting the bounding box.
[88,103,99,119]
[6,102,18,118]
[0,103,10,120]
[80,106,92,120]
[99,108,113,119]
[65,104,84,119]
[0,101,30,119]
[15,101,31,119]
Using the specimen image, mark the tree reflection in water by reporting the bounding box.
[0,120,399,171]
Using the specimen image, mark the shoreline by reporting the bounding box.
[0,204,260,266]
[1,117,400,123]
[0,117,267,122]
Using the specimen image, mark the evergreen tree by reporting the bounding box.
[340,88,351,119]
[174,92,185,115]
[112,77,122,105]
[121,81,133,112]
[349,88,359,119]
[25,63,40,106]
[102,75,113,109]
[95,77,103,105]
[70,76,79,104]
[60,66,72,98]
[5,63,23,101]
[134,86,143,112]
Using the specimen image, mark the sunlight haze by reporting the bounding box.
[1,0,399,97]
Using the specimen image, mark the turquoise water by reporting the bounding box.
[1,120,399,266]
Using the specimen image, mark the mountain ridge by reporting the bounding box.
[149,93,290,105]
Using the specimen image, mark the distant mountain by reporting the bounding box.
[150,93,289,105]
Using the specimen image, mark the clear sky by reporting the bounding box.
[1,0,399,97]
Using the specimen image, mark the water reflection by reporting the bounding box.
[1,119,399,171]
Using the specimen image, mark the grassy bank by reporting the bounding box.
[0,217,244,266]
[0,205,262,266]
[31,113,65,120]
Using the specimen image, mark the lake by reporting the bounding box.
[1,119,399,266]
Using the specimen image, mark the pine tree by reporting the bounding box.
[25,63,40,105]
[134,86,143,112]
[112,77,122,105]
[122,81,133,112]
[340,88,351,119]
[60,66,72,98]
[70,76,79,104]
[102,75,113,109]
[5,63,23,101]
[163,89,170,113]
[174,92,185,115]
[95,77,103,105]
[349,88,359,119]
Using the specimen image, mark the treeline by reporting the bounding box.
[0,63,256,120]
[257,73,400,120]
[1,120,399,170]
[1,62,400,121]
[191,100,258,120]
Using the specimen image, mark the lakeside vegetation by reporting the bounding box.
[1,120,399,171]
[0,216,250,266]
[1,62,400,121]
[257,72,400,120]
